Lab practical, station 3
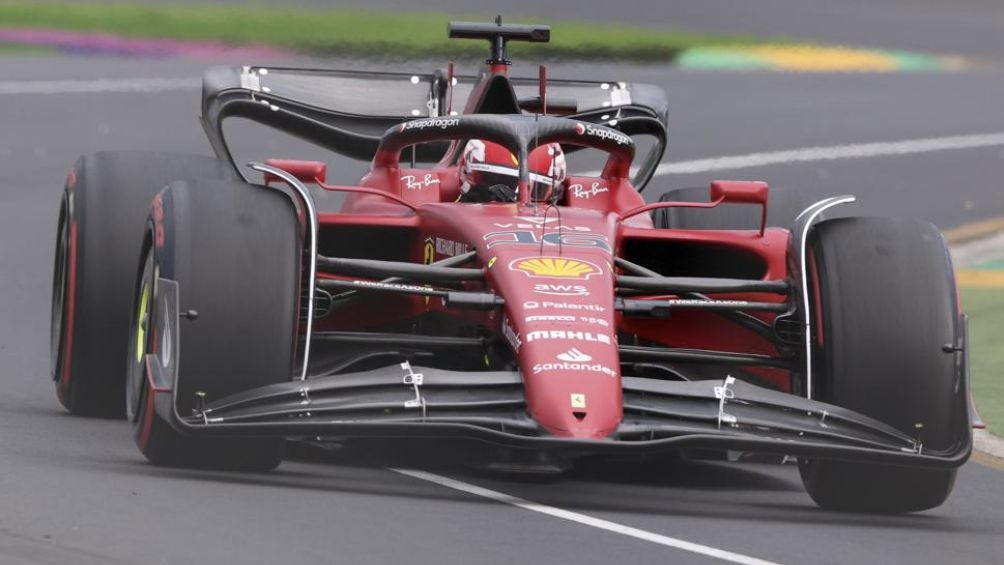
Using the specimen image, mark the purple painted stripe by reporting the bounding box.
[0,28,292,58]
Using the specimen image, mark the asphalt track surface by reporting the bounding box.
[3,20,1004,565]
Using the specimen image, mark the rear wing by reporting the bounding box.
[200,65,668,190]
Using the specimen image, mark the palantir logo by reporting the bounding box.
[557,348,591,362]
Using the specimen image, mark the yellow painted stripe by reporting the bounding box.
[944,215,1004,245]
[956,270,1004,287]
[972,449,1004,472]
[744,45,900,72]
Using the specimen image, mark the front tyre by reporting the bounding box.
[799,216,965,513]
[127,178,299,471]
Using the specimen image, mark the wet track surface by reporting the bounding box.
[3,7,1004,564]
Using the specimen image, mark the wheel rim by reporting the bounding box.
[50,198,69,382]
[126,243,156,422]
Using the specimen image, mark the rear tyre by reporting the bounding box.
[127,178,299,471]
[799,216,963,513]
[51,152,233,416]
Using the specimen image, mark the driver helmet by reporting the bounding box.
[459,140,566,202]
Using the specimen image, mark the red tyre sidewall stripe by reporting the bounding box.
[138,302,161,453]
[137,366,157,452]
[59,220,79,395]
[807,248,824,347]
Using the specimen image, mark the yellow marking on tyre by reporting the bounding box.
[135,282,150,362]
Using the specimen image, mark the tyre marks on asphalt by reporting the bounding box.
[389,468,783,565]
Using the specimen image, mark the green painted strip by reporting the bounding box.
[0,1,767,61]
[676,49,779,71]
[886,50,953,71]
[973,260,1004,270]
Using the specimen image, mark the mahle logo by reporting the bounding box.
[511,257,601,280]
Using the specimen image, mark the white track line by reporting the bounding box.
[651,132,1004,176]
[389,468,782,565]
[0,77,200,95]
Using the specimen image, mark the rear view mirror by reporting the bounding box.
[710,180,768,205]
[263,159,327,185]
[711,180,768,235]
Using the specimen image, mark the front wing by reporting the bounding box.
[146,277,972,469]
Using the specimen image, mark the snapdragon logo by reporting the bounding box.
[400,118,460,131]
[576,123,631,145]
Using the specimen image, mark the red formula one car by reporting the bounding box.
[51,21,971,513]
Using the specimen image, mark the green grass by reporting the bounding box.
[0,1,771,60]
[963,287,1004,436]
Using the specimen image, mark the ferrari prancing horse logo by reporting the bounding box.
[422,239,435,305]
[510,257,601,280]
[423,238,435,265]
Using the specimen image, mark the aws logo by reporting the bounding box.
[510,257,601,280]
[533,284,589,296]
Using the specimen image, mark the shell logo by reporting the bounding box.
[510,257,601,280]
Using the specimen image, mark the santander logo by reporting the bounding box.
[557,348,591,362]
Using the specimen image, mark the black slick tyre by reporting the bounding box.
[51,152,233,416]
[127,178,299,471]
[799,216,963,513]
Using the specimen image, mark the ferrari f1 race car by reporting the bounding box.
[51,20,971,513]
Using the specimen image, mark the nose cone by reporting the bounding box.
[501,287,621,439]
[476,208,622,439]
[520,341,622,438]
